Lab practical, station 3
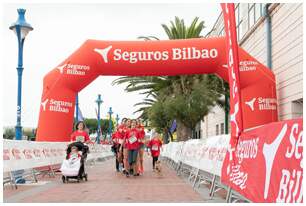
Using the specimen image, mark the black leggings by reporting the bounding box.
[114,144,121,170]
[153,156,159,168]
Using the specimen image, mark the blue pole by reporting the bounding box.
[10,8,33,183]
[116,114,119,127]
[96,94,103,144]
[75,93,79,122]
[15,27,24,140]
[264,3,272,69]
[108,107,113,140]
[9,9,33,140]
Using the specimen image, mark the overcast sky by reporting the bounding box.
[2,3,221,128]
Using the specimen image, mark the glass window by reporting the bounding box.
[240,3,249,40]
[255,4,263,21]
[218,28,224,36]
[221,123,225,135]
[292,98,303,118]
[248,3,256,29]
[235,3,240,25]
[216,124,219,135]
[235,4,241,40]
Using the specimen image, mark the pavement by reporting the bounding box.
[3,154,226,203]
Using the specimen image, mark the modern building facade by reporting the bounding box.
[199,3,303,138]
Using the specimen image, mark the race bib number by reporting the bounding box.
[129,135,137,144]
[76,136,84,142]
[152,145,159,151]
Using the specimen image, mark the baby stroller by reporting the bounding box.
[60,142,89,183]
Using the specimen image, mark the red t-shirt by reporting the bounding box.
[125,128,140,150]
[148,139,162,157]
[137,126,145,145]
[70,130,90,143]
[67,153,81,159]
[112,132,120,145]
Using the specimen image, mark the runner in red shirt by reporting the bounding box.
[124,120,140,177]
[111,128,121,172]
[147,134,163,170]
[70,121,90,144]
[119,118,130,175]
[136,119,146,174]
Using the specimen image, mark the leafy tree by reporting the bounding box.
[83,118,115,138]
[113,17,230,141]
[23,129,35,140]
[3,127,15,139]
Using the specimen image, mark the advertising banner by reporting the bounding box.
[221,3,243,146]
[161,135,230,176]
[3,140,112,172]
[221,118,303,202]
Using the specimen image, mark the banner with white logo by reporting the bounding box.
[161,135,230,176]
[221,3,244,146]
[221,118,303,202]
[36,33,278,142]
[3,140,112,172]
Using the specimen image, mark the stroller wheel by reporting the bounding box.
[85,174,88,181]
[62,176,66,183]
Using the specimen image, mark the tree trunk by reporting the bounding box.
[176,121,192,141]
[163,128,169,144]
[168,128,174,142]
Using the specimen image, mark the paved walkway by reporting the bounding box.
[4,155,216,203]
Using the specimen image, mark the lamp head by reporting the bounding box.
[9,9,33,40]
[109,107,113,114]
[95,94,103,104]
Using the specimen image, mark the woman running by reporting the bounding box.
[147,134,163,170]
[111,127,121,172]
[116,118,126,172]
[136,118,145,175]
[70,121,90,144]
[122,118,131,175]
[125,119,140,177]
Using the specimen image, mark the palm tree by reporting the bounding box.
[113,17,223,141]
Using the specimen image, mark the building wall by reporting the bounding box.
[200,105,229,138]
[271,4,303,120]
[201,3,303,138]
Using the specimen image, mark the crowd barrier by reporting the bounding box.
[160,135,250,203]
[3,139,113,189]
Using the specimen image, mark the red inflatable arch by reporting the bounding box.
[36,37,278,141]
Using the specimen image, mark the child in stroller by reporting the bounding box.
[60,142,89,183]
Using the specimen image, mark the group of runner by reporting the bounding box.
[111,118,163,177]
[69,118,163,177]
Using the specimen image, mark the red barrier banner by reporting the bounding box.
[221,3,243,146]
[221,118,303,202]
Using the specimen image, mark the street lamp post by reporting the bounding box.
[95,94,103,144]
[115,114,119,127]
[75,93,79,123]
[108,107,113,140]
[9,8,33,140]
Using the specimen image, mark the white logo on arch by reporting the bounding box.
[245,98,256,111]
[41,99,49,111]
[94,46,112,63]
[57,64,67,74]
